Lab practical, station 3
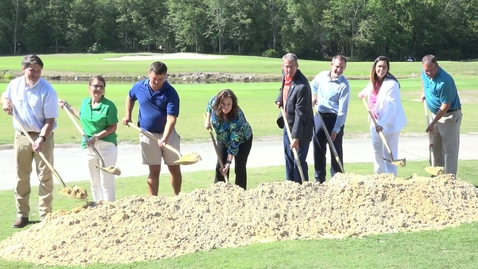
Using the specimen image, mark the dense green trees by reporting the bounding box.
[0,0,477,60]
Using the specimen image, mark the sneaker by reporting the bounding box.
[12,217,29,228]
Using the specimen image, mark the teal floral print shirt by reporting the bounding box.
[206,96,253,156]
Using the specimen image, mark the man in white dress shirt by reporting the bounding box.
[1,55,58,228]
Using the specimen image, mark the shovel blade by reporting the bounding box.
[96,165,122,176]
[173,152,202,165]
[425,166,445,176]
[392,158,406,167]
[59,186,88,199]
[383,158,406,167]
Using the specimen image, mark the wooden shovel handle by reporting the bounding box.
[203,114,229,183]
[127,122,182,157]
[280,108,306,184]
[313,107,345,173]
[12,115,67,188]
[360,98,394,157]
[62,105,106,167]
[423,101,435,166]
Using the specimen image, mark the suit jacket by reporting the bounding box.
[359,77,407,135]
[275,69,314,145]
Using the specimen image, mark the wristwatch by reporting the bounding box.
[39,136,46,142]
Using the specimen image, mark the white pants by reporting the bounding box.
[82,140,118,202]
[370,126,400,176]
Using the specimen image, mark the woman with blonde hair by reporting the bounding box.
[59,75,118,202]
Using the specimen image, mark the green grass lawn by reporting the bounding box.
[0,77,477,145]
[1,53,477,145]
[0,54,477,268]
[0,76,478,144]
[0,160,477,268]
[1,53,478,78]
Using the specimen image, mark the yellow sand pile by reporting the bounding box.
[0,173,477,266]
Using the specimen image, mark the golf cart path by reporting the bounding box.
[0,134,477,190]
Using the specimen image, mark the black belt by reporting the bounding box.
[319,112,337,119]
[447,107,461,113]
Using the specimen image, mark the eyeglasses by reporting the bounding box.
[90,84,105,89]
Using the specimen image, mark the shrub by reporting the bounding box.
[87,42,104,53]
[3,73,14,81]
[262,49,280,58]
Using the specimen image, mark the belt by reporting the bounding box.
[20,131,40,136]
[319,112,337,119]
[447,107,461,113]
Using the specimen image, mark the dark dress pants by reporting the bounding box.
[283,128,309,184]
[215,135,253,189]
[313,114,344,183]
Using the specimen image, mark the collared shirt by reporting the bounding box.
[79,96,118,149]
[128,79,180,133]
[206,96,253,156]
[282,78,291,111]
[310,71,350,133]
[2,76,58,132]
[421,67,461,114]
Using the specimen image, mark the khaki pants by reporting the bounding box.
[431,110,462,175]
[14,131,54,219]
[140,129,181,165]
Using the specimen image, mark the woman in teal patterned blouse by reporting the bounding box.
[204,89,253,189]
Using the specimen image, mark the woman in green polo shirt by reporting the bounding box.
[59,75,119,202]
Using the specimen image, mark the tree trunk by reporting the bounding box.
[219,35,223,54]
[12,0,20,54]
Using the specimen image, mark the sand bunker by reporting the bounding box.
[103,53,227,61]
[0,173,477,266]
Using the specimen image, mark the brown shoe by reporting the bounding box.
[12,217,29,228]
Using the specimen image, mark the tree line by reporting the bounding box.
[1,0,477,61]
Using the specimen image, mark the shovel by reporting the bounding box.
[423,101,445,176]
[61,105,121,176]
[203,114,229,183]
[280,108,306,184]
[127,122,201,165]
[360,98,406,167]
[11,113,88,199]
[312,107,345,173]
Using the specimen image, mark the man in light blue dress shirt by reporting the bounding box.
[310,55,350,183]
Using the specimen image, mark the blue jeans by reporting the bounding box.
[283,128,309,184]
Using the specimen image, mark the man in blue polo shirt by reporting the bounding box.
[122,61,182,196]
[420,54,462,175]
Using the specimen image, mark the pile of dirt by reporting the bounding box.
[0,173,477,266]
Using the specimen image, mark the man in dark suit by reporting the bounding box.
[275,53,314,184]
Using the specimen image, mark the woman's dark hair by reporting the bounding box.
[212,89,239,121]
[89,75,106,88]
[370,56,399,91]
